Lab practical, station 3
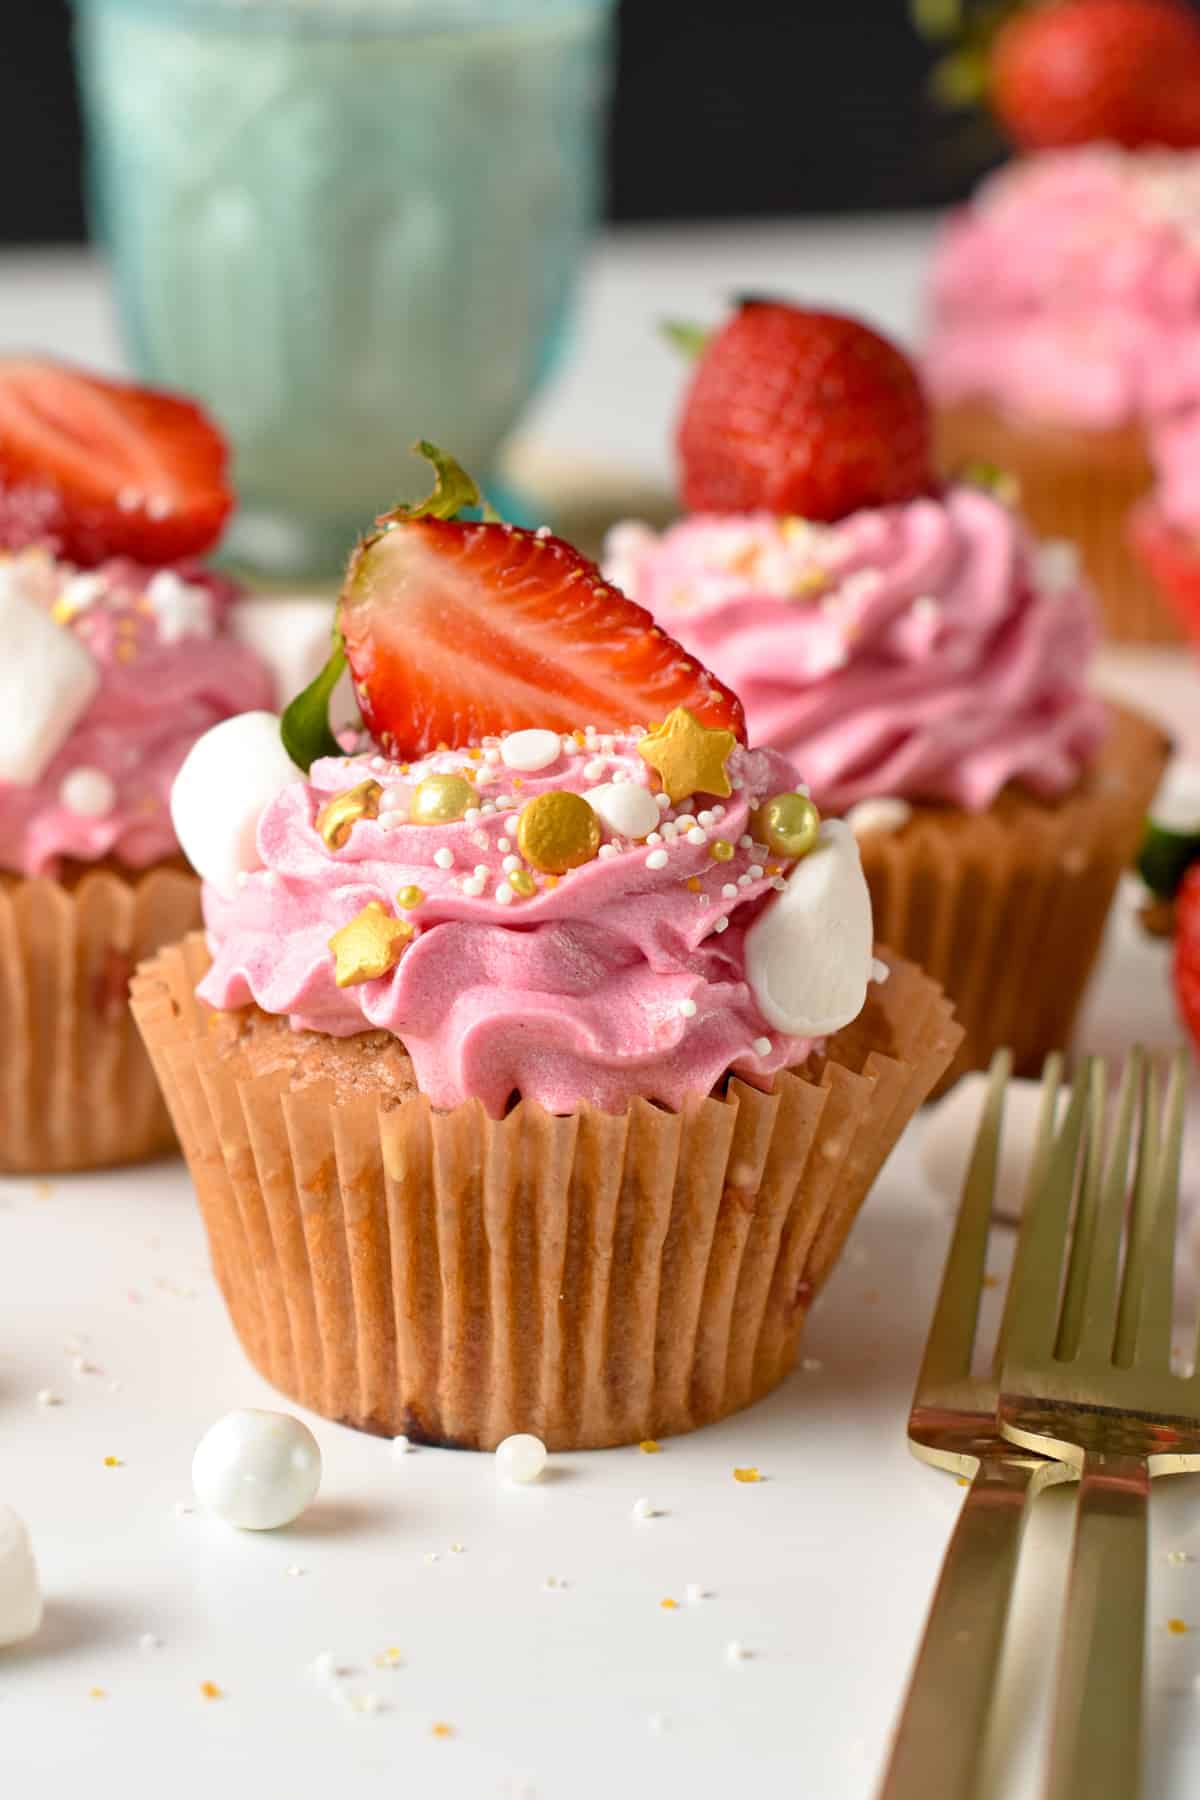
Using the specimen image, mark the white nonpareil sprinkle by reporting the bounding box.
[711,805,725,820]
[911,594,939,622]
[721,884,738,899]
[494,836,510,853]
[502,854,521,873]
[483,747,501,765]
[645,831,662,846]
[462,877,486,898]
[433,847,454,870]
[738,874,752,888]
[146,570,213,644]
[391,1435,411,1456]
[712,916,729,934]
[36,1389,62,1408]
[474,864,489,879]
[505,814,520,834]
[678,998,698,1018]
[311,1652,338,1683]
[725,1641,749,1664]
[583,759,607,781]
[697,810,714,827]
[286,1565,305,1577]
[597,843,619,860]
[464,807,481,824]
[655,793,671,810]
[1167,1549,1195,1566]
[748,864,763,880]
[771,877,788,892]
[59,766,116,818]
[752,1036,772,1057]
[631,1497,656,1520]
[685,1584,706,1604]
[871,958,891,984]
[645,849,669,871]
[138,1633,161,1651]
[496,1434,547,1484]
[496,883,515,906]
[686,826,706,846]
[739,834,753,848]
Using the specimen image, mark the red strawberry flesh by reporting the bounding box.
[0,357,234,566]
[340,517,746,759]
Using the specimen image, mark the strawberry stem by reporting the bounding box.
[1138,819,1200,901]
[378,441,481,529]
[281,634,347,774]
[662,321,710,360]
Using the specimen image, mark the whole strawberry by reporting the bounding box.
[1177,863,1200,1051]
[675,302,933,522]
[1137,819,1200,1054]
[990,0,1200,151]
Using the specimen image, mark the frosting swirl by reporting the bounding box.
[604,487,1107,813]
[0,550,275,878]
[199,731,840,1117]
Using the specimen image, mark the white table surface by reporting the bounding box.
[3,226,1200,1800]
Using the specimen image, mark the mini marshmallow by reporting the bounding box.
[0,586,100,784]
[229,597,360,729]
[922,1075,1068,1224]
[0,1506,43,1646]
[170,712,301,899]
[586,782,660,843]
[744,820,873,1037]
[500,729,561,774]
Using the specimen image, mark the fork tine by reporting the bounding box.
[1074,1049,1144,1363]
[916,1048,1011,1393]
[1056,1059,1109,1362]
[1136,1052,1190,1372]
[1021,1050,1064,1218]
[999,1059,1093,1367]
[1114,1056,1166,1368]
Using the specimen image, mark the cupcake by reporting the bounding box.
[926,145,1200,642]
[131,448,960,1451]
[606,301,1171,1089]
[0,359,274,1172]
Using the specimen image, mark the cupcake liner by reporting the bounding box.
[0,862,200,1174]
[934,401,1175,643]
[857,702,1170,1095]
[131,936,960,1450]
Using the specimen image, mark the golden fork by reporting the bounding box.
[878,1051,1073,1800]
[999,1048,1194,1800]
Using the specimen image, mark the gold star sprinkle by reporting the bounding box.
[517,791,601,874]
[733,1466,761,1484]
[396,885,425,911]
[329,903,414,988]
[316,779,383,850]
[638,707,735,804]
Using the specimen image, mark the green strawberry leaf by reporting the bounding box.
[662,320,711,360]
[281,634,348,774]
[1137,819,1200,901]
[379,440,482,528]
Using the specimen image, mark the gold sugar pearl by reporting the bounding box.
[517,791,601,874]
[709,838,735,863]
[411,773,475,825]
[750,792,821,860]
[316,778,383,850]
[396,885,425,911]
[509,868,537,898]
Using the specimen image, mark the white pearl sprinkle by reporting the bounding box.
[36,1389,61,1407]
[611,770,629,785]
[481,801,497,815]
[191,1409,322,1530]
[713,916,729,933]
[748,864,764,880]
[678,998,698,1018]
[771,876,788,891]
[711,805,725,820]
[645,832,662,846]
[462,878,485,897]
[464,807,481,824]
[686,1584,706,1604]
[598,843,619,859]
[726,1640,749,1664]
[871,958,891,984]
[483,747,501,765]
[497,837,511,853]
[661,821,679,840]
[433,848,454,870]
[686,827,706,846]
[583,759,607,781]
[505,814,521,834]
[645,849,669,870]
[697,810,714,827]
[631,1497,656,1520]
[391,1435,411,1456]
[739,834,753,849]
[496,883,514,905]
[738,873,752,888]
[474,863,489,878]
[59,766,116,818]
[722,884,738,899]
[655,793,671,810]
[502,854,521,873]
[496,1434,547,1484]
[752,1036,771,1057]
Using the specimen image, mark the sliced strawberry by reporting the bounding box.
[1128,501,1200,647]
[340,517,746,758]
[0,358,234,567]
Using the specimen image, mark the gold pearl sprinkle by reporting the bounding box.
[329,903,414,988]
[316,779,383,850]
[509,868,537,898]
[709,838,735,862]
[516,791,601,874]
[750,792,821,860]
[396,885,425,911]
[412,773,475,825]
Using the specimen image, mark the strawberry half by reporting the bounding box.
[342,516,745,760]
[0,357,234,566]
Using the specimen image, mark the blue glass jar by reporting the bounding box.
[72,0,616,575]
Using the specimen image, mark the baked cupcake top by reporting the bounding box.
[0,548,273,878]
[605,485,1108,814]
[177,447,877,1118]
[926,146,1200,430]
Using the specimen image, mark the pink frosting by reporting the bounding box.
[199,734,822,1117]
[926,147,1200,432]
[0,551,275,878]
[604,487,1107,813]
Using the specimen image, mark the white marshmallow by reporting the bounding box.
[586,781,660,842]
[229,596,359,728]
[0,1506,43,1646]
[744,820,873,1037]
[59,766,116,818]
[192,1409,322,1530]
[145,570,213,644]
[170,711,301,899]
[0,586,100,784]
[500,729,561,774]
[844,796,912,840]
[921,1075,1068,1224]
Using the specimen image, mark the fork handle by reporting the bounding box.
[1045,1452,1150,1800]
[878,1452,1050,1800]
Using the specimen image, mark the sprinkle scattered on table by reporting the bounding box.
[660,1597,679,1611]
[725,1641,750,1664]
[631,1496,656,1519]
[1167,1550,1196,1566]
[639,1439,661,1454]
[36,1389,62,1408]
[88,1687,106,1700]
[200,1680,224,1700]
[431,1721,455,1739]
[1169,1618,1192,1635]
[373,1647,403,1669]
[733,1466,761,1484]
[103,1455,123,1468]
[686,1583,707,1604]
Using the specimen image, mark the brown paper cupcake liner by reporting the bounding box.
[0,862,200,1174]
[857,702,1170,1095]
[131,936,960,1450]
[934,400,1175,643]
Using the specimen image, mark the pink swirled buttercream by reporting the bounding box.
[603,486,1107,813]
[0,549,275,877]
[926,147,1200,431]
[199,734,826,1117]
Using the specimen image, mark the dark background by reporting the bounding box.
[0,1,1006,247]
